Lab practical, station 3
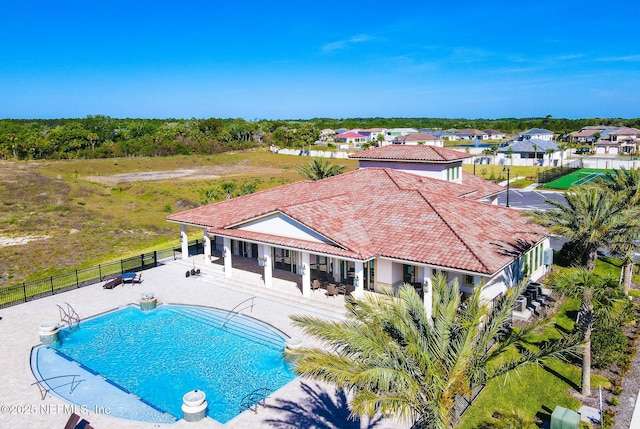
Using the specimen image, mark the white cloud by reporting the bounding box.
[322,35,372,53]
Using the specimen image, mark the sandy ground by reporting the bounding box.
[83,165,284,186]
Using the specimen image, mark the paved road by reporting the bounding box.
[490,189,568,211]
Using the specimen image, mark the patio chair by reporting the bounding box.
[336,283,346,295]
[102,276,122,289]
[312,279,321,292]
[345,284,356,297]
[326,283,337,297]
[132,273,143,284]
[63,413,80,429]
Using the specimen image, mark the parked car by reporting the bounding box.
[575,147,590,154]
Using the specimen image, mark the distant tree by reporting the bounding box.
[545,148,555,167]
[557,143,568,167]
[296,158,345,180]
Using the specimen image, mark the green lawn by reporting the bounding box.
[459,297,610,428]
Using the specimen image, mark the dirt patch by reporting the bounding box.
[84,165,283,186]
[0,235,51,247]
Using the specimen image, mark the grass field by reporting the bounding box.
[541,168,614,190]
[0,150,358,288]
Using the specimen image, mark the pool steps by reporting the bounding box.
[165,306,287,350]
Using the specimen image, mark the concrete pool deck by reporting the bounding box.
[0,256,409,429]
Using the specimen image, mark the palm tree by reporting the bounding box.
[532,143,539,166]
[597,167,640,292]
[545,148,555,167]
[296,158,345,181]
[286,277,578,429]
[529,185,632,271]
[557,143,568,168]
[546,268,630,396]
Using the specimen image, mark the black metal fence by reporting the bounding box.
[0,239,205,309]
[537,159,583,184]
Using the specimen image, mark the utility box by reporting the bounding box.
[550,406,580,429]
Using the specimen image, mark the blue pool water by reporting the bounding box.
[35,305,296,424]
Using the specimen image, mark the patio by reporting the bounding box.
[0,256,406,429]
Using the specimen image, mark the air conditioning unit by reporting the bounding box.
[515,296,527,312]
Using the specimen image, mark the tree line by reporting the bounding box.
[2,115,640,160]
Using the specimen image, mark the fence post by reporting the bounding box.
[141,253,144,269]
[154,251,157,267]
[76,270,79,288]
[50,276,54,294]
[23,283,27,302]
[99,264,102,281]
[121,259,124,274]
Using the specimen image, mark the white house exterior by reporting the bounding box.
[384,128,419,143]
[391,132,444,147]
[168,145,551,314]
[520,128,554,141]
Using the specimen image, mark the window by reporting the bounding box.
[464,275,474,286]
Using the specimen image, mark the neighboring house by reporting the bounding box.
[455,128,489,140]
[499,139,560,166]
[484,129,506,140]
[319,129,336,141]
[594,127,640,155]
[335,131,367,146]
[520,128,554,141]
[384,128,419,142]
[358,128,385,143]
[569,129,599,144]
[168,144,551,315]
[428,130,457,141]
[392,132,444,147]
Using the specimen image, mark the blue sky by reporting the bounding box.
[2,0,639,119]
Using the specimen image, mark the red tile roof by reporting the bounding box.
[348,144,472,162]
[336,131,366,138]
[167,168,545,275]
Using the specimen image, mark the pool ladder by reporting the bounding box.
[57,302,80,331]
[31,374,84,400]
[221,296,256,328]
[239,387,271,414]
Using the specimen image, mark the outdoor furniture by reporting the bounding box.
[103,276,122,289]
[326,283,337,297]
[63,413,80,429]
[336,283,346,295]
[312,279,321,292]
[121,272,137,283]
[344,284,356,297]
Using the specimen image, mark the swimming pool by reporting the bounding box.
[31,304,297,424]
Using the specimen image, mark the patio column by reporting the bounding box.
[423,277,433,319]
[202,228,211,264]
[180,224,188,260]
[260,244,273,289]
[331,258,340,282]
[223,237,232,278]
[353,260,364,299]
[301,251,311,297]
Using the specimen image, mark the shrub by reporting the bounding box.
[592,323,628,369]
[607,396,620,406]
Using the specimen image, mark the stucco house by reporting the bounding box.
[384,128,419,143]
[335,131,367,146]
[392,132,444,147]
[484,129,506,140]
[594,127,640,155]
[167,145,551,317]
[499,139,560,166]
[520,128,554,141]
[455,128,489,140]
